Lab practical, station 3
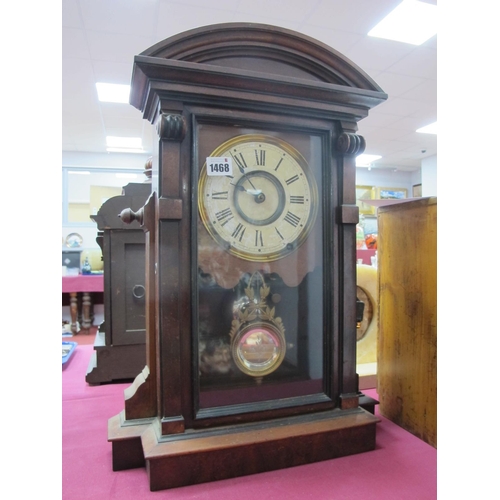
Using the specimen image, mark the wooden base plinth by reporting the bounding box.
[109,408,379,491]
[108,411,152,471]
[85,331,146,385]
[358,393,379,415]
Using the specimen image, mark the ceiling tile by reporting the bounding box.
[236,0,316,23]
[100,104,144,128]
[300,25,363,55]
[62,27,91,60]
[86,31,153,63]
[78,0,159,36]
[155,1,240,42]
[372,71,425,98]
[376,97,427,117]
[362,126,416,143]
[62,0,83,29]
[397,130,437,149]
[91,60,136,86]
[166,0,238,10]
[399,78,436,104]
[386,115,433,133]
[344,36,417,73]
[386,46,437,79]
[358,111,403,129]
[62,58,98,102]
[306,0,402,34]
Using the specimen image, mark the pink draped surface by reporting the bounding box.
[62,345,437,499]
[62,275,104,293]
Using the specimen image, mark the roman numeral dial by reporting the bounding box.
[199,134,318,262]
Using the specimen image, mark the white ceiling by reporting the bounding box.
[62,0,437,171]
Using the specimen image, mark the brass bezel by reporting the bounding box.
[198,134,318,262]
[231,321,286,377]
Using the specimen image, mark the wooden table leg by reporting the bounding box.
[69,292,79,335]
[81,292,92,334]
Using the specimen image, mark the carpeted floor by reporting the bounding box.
[62,344,437,499]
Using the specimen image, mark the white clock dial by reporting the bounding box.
[199,135,318,262]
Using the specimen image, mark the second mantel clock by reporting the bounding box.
[108,23,387,491]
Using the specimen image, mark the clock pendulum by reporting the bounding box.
[229,271,286,379]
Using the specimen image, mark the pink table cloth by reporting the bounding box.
[62,275,104,293]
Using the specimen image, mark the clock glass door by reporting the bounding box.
[195,118,330,418]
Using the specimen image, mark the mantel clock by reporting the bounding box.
[108,23,387,491]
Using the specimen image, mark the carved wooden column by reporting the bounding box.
[335,128,366,410]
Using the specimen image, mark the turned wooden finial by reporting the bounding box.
[144,157,153,183]
[118,207,144,225]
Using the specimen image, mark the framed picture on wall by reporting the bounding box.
[375,187,408,200]
[412,184,422,197]
[356,185,376,215]
[363,216,378,236]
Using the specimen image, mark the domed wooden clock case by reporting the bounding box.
[107,23,387,491]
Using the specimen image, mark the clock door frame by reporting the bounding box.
[188,107,340,429]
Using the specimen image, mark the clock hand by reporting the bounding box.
[231,183,262,196]
[243,174,259,191]
[242,176,266,202]
[231,174,266,203]
[230,153,257,188]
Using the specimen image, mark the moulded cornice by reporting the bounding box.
[129,23,387,120]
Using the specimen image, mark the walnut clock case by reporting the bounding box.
[108,23,387,491]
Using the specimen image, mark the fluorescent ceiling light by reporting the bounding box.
[68,170,90,175]
[368,0,437,45]
[356,154,382,167]
[416,122,437,134]
[96,83,130,103]
[106,136,142,148]
[106,136,144,154]
[107,148,145,154]
[115,173,139,179]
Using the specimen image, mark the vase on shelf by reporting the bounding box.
[81,256,92,275]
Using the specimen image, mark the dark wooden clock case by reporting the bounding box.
[108,23,387,491]
[85,182,151,385]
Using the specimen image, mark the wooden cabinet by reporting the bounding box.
[377,197,437,447]
[85,182,151,385]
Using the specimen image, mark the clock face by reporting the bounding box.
[198,134,318,262]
